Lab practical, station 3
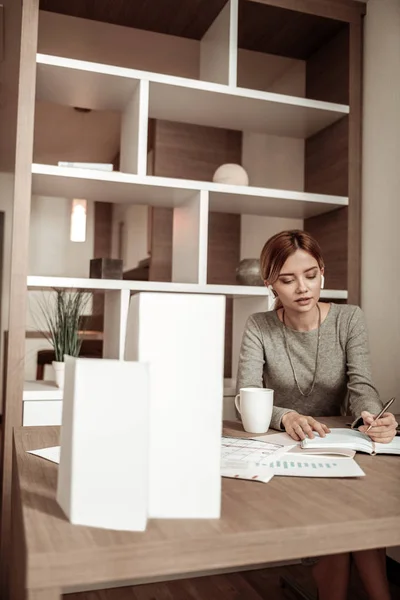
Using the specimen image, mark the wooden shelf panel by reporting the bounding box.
[36,54,349,138]
[31,164,348,219]
[27,275,348,301]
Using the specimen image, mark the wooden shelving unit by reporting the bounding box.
[1,0,365,593]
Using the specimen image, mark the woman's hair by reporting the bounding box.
[260,230,324,285]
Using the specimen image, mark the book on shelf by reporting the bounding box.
[301,428,400,456]
[58,161,114,171]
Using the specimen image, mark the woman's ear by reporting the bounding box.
[266,283,277,297]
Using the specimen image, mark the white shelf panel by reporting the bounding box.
[23,381,63,401]
[27,276,348,301]
[27,276,271,298]
[36,54,349,138]
[31,164,348,219]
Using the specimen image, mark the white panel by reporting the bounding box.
[240,215,304,261]
[31,165,348,219]
[23,381,63,401]
[125,293,225,519]
[200,0,237,86]
[36,55,349,138]
[232,297,271,383]
[103,289,131,359]
[172,191,209,284]
[57,357,149,531]
[26,276,348,301]
[228,0,238,86]
[120,80,149,175]
[241,132,305,191]
[23,400,63,426]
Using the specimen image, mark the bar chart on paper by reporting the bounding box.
[267,453,365,478]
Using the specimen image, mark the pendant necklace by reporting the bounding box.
[282,304,321,397]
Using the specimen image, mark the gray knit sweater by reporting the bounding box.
[236,303,383,431]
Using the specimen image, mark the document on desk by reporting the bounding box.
[221,436,294,465]
[266,452,365,478]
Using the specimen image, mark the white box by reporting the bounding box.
[125,293,225,519]
[57,356,149,531]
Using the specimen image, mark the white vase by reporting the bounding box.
[212,163,249,186]
[52,361,65,389]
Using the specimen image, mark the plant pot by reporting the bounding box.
[53,361,65,389]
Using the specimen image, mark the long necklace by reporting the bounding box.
[282,304,321,397]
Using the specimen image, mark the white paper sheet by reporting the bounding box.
[252,431,298,447]
[221,436,294,467]
[221,461,274,484]
[266,452,365,478]
[27,446,60,464]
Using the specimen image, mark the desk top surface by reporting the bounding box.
[14,417,400,591]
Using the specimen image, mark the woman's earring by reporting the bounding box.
[321,274,325,289]
[267,285,277,310]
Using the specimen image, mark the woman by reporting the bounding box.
[237,230,397,600]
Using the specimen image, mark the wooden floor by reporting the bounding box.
[64,562,400,600]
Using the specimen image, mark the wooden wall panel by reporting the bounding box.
[207,213,241,378]
[305,116,349,197]
[304,21,352,299]
[94,203,113,258]
[306,26,349,104]
[153,120,242,181]
[245,1,365,23]
[304,207,348,290]
[92,202,113,320]
[238,1,345,60]
[347,21,362,306]
[207,213,241,286]
[148,207,173,282]
[39,0,228,40]
[0,0,39,595]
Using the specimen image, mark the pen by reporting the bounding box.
[365,397,396,433]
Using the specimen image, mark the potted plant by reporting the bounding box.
[35,289,92,388]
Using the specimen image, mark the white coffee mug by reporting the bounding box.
[235,387,274,434]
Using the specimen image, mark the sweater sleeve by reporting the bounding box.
[236,315,296,430]
[346,307,383,419]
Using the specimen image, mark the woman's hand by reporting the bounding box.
[358,411,398,443]
[281,411,331,441]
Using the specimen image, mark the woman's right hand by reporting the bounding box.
[281,411,330,441]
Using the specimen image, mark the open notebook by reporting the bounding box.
[301,428,400,456]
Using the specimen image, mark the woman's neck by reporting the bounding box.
[281,304,320,332]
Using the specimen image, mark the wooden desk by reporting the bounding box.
[11,418,400,600]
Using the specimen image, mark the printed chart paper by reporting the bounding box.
[266,453,365,478]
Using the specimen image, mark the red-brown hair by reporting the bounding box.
[260,230,324,284]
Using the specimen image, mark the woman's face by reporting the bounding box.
[269,249,324,312]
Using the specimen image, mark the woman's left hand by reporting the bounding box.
[358,411,398,443]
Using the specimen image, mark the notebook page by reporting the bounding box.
[301,429,373,454]
[375,436,400,455]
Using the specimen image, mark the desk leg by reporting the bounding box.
[28,588,61,600]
